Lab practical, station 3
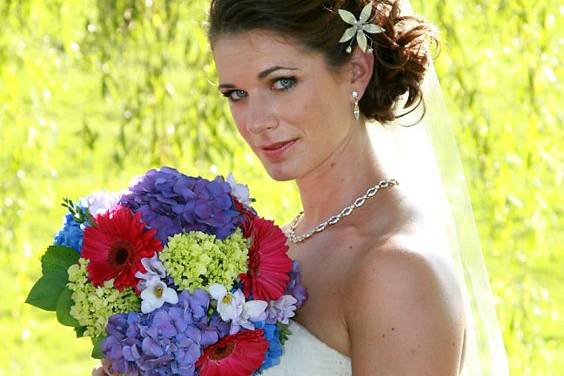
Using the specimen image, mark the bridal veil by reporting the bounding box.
[366,1,510,374]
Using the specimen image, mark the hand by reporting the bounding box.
[91,358,118,376]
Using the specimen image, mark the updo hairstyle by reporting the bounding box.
[208,0,437,124]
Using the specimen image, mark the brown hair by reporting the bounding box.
[208,0,437,124]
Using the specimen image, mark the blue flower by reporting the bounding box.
[253,321,283,373]
[53,213,84,253]
[120,167,243,245]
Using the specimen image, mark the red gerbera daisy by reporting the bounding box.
[240,216,292,301]
[231,195,257,232]
[196,330,269,376]
[82,205,162,290]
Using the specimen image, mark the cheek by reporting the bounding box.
[290,86,333,134]
[229,106,252,142]
[280,86,318,126]
[292,98,310,119]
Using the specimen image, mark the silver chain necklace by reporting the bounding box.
[286,178,399,243]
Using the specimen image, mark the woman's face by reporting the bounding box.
[212,30,355,181]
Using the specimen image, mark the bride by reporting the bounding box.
[95,0,508,374]
[207,0,508,375]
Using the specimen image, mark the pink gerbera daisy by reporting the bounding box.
[196,330,269,376]
[240,216,292,301]
[82,205,162,290]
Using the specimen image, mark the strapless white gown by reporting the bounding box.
[262,320,352,376]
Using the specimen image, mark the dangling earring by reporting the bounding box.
[352,91,360,120]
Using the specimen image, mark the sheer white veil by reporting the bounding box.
[366,2,510,374]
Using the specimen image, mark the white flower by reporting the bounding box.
[136,255,167,280]
[209,283,268,333]
[79,190,123,216]
[338,3,385,53]
[140,278,178,313]
[266,295,298,324]
[135,255,168,291]
[209,283,243,321]
[226,173,252,207]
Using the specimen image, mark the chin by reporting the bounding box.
[261,161,300,182]
[264,168,296,182]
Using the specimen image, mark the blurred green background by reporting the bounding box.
[0,0,561,375]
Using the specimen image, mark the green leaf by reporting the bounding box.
[41,245,80,275]
[25,270,68,311]
[277,322,292,346]
[74,326,87,338]
[56,287,80,327]
[91,335,106,359]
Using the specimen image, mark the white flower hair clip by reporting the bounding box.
[338,3,386,54]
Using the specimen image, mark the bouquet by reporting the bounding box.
[26,167,307,375]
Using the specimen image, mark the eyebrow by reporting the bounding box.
[218,66,299,89]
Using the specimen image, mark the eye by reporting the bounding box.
[222,89,248,102]
[272,77,297,91]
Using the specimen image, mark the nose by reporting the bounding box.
[245,94,278,135]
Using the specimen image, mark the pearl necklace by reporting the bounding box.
[287,178,399,243]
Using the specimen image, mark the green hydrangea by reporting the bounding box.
[67,258,140,339]
[160,229,248,292]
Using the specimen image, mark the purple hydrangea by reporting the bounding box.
[120,167,242,245]
[103,289,227,375]
[285,260,308,308]
[53,213,84,253]
[200,313,230,347]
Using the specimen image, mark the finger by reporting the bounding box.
[91,367,106,376]
[101,358,116,375]
[101,358,111,369]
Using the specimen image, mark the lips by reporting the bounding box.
[259,139,298,151]
[257,138,298,160]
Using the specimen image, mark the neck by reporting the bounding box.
[294,121,393,232]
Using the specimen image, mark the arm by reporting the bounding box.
[345,249,466,376]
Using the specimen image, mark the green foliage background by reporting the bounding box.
[0,0,561,374]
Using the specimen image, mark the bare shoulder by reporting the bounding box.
[347,243,465,315]
[344,242,466,375]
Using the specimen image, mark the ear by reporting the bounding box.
[349,47,374,98]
